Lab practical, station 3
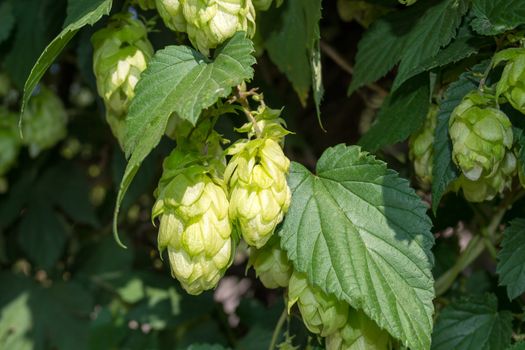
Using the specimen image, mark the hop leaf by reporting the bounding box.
[248,236,292,288]
[0,107,21,176]
[287,271,349,337]
[225,137,291,248]
[495,48,525,114]
[21,86,67,157]
[152,150,233,295]
[449,91,516,202]
[91,13,153,147]
[409,104,438,188]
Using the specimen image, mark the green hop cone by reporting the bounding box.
[0,108,21,176]
[156,0,256,55]
[156,0,187,32]
[248,236,292,288]
[288,271,349,337]
[225,137,291,248]
[152,150,233,295]
[325,309,391,350]
[92,13,153,147]
[409,104,438,188]
[495,48,525,114]
[22,86,67,157]
[449,91,516,202]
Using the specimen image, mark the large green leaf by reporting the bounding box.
[358,74,430,152]
[431,294,512,350]
[0,1,15,46]
[471,0,525,36]
[394,0,469,91]
[280,144,435,350]
[497,218,525,300]
[114,33,255,247]
[347,5,419,94]
[392,24,490,91]
[265,0,322,106]
[21,0,112,114]
[431,62,488,210]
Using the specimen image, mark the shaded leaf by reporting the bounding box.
[471,0,525,36]
[497,218,525,300]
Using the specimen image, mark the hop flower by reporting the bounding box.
[155,0,187,32]
[409,104,438,187]
[22,86,67,157]
[92,13,153,147]
[225,137,291,248]
[0,108,21,176]
[287,271,349,337]
[156,0,256,55]
[325,309,391,350]
[152,150,233,295]
[495,48,525,114]
[449,91,516,202]
[249,236,292,288]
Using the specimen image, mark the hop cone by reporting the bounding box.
[288,271,349,337]
[22,87,67,157]
[449,91,515,201]
[495,48,525,114]
[0,108,21,176]
[249,236,292,288]
[156,0,187,32]
[225,137,291,248]
[152,150,233,295]
[325,309,391,350]
[409,104,438,187]
[92,13,153,146]
[156,0,256,55]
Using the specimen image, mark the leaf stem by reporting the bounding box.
[268,308,287,350]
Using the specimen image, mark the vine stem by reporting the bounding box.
[268,309,287,350]
[235,85,262,137]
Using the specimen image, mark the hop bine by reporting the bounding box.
[288,271,349,337]
[449,91,516,202]
[248,236,292,288]
[152,150,233,295]
[22,86,67,157]
[92,12,153,147]
[409,104,438,188]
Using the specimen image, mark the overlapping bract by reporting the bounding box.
[156,0,256,55]
[152,151,233,295]
[449,91,516,202]
[0,108,21,178]
[287,271,349,337]
[22,87,67,157]
[325,309,391,350]
[409,104,438,187]
[495,48,525,114]
[248,236,292,288]
[92,13,153,147]
[225,137,291,248]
